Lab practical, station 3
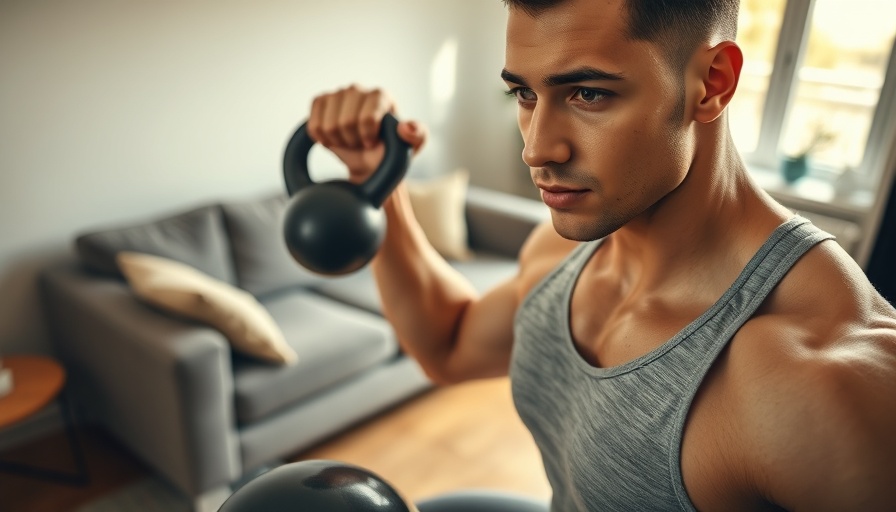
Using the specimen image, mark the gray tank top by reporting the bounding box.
[510,216,834,511]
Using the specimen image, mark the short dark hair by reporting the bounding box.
[503,0,740,71]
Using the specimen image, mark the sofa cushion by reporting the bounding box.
[75,204,235,284]
[406,169,472,261]
[310,252,519,315]
[231,290,398,424]
[450,253,520,293]
[117,252,298,365]
[309,267,382,315]
[221,193,327,298]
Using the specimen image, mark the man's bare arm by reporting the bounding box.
[306,84,576,384]
[745,324,896,511]
[373,189,574,383]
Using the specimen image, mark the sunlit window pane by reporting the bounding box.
[780,0,896,172]
[729,0,786,154]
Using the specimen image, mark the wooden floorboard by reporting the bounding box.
[292,377,552,503]
[1,376,551,510]
[0,426,150,512]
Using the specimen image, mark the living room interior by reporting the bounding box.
[2,0,895,511]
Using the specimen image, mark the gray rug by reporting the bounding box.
[73,477,191,512]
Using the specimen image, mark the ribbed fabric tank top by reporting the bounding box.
[510,217,834,511]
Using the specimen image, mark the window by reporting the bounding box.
[730,0,896,202]
[728,0,787,155]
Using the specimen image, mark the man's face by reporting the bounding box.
[503,0,696,241]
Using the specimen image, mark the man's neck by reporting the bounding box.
[601,129,791,299]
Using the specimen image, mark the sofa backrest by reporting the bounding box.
[73,191,329,297]
[72,186,545,297]
[75,203,237,284]
[220,192,327,297]
[465,187,549,258]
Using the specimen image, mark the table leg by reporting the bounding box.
[0,389,90,486]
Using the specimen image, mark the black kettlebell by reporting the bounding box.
[217,460,416,512]
[282,113,412,275]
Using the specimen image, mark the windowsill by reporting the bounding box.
[745,163,875,223]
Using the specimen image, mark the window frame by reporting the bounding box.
[739,0,896,192]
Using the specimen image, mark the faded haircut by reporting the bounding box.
[503,0,740,72]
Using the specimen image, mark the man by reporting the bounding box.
[304,0,896,509]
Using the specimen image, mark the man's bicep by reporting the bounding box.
[438,220,576,383]
[778,406,896,511]
[762,348,896,511]
[442,276,521,382]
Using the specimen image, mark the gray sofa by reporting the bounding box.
[39,185,548,510]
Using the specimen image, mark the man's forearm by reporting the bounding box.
[371,183,479,383]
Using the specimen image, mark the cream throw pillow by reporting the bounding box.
[406,169,473,261]
[116,251,297,365]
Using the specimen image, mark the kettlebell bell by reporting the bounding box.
[282,113,412,275]
[217,459,416,512]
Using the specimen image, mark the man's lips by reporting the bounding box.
[537,184,589,209]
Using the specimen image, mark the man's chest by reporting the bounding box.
[566,280,780,511]
[567,275,709,368]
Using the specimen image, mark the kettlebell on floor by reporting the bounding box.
[217,459,417,512]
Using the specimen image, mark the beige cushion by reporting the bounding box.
[116,251,297,365]
[406,169,472,261]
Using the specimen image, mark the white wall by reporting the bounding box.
[0,0,524,355]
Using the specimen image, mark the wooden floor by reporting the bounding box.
[0,426,148,512]
[1,377,551,511]
[295,377,551,502]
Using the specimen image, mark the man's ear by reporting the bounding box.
[694,41,743,123]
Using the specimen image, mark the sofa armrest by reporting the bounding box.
[40,262,241,496]
[465,186,550,258]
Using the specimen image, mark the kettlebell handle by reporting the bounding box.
[283,113,411,207]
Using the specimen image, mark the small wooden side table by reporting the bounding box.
[0,355,88,485]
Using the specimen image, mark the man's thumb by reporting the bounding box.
[398,120,427,154]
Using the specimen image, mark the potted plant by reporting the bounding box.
[780,123,835,184]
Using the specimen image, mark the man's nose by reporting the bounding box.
[521,105,572,168]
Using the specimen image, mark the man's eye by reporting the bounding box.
[574,88,611,103]
[505,87,536,102]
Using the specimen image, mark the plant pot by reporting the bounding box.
[781,156,808,184]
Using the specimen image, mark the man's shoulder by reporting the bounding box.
[727,239,896,508]
[731,313,896,508]
[742,236,895,345]
[516,221,581,296]
[733,236,896,400]
[519,221,580,263]
[734,304,896,412]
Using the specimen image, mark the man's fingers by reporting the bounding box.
[359,88,394,149]
[307,85,423,159]
[319,92,346,148]
[307,95,326,144]
[398,120,428,154]
[307,92,344,147]
[337,85,365,149]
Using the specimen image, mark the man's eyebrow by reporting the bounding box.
[544,67,626,86]
[500,67,625,87]
[501,69,528,86]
